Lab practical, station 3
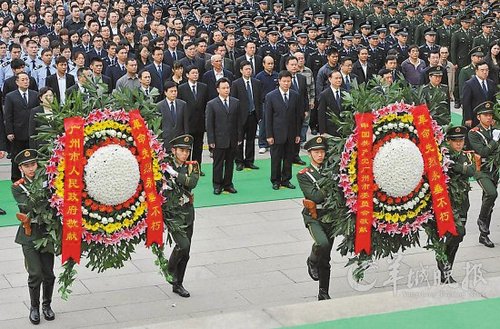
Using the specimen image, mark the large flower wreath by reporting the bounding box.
[27,87,184,298]
[319,79,461,280]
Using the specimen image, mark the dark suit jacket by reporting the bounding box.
[4,89,40,141]
[234,54,263,78]
[202,69,234,100]
[145,62,172,95]
[352,60,376,85]
[340,73,359,92]
[45,73,76,102]
[28,105,44,149]
[178,81,209,134]
[85,48,108,67]
[104,64,127,90]
[230,77,263,121]
[462,77,496,126]
[318,87,343,136]
[0,93,6,150]
[158,98,189,149]
[3,75,38,99]
[163,49,185,67]
[65,83,91,101]
[264,89,302,144]
[291,73,308,120]
[205,96,243,149]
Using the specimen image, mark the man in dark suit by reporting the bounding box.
[157,81,189,150]
[202,54,234,100]
[265,70,302,190]
[104,46,128,90]
[234,41,263,78]
[462,61,497,129]
[339,57,359,92]
[146,47,172,99]
[90,57,112,94]
[206,77,242,195]
[66,67,92,100]
[230,60,263,171]
[164,34,185,67]
[4,72,40,181]
[205,43,234,74]
[45,56,75,105]
[285,56,308,166]
[351,47,375,85]
[318,70,344,137]
[2,59,38,99]
[178,66,209,175]
[84,34,108,67]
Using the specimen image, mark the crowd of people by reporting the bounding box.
[0,0,500,322]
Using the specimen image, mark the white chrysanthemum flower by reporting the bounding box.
[84,144,140,206]
[373,138,424,197]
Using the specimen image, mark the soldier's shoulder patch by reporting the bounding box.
[186,161,199,165]
[470,127,480,132]
[298,168,309,174]
[13,178,25,187]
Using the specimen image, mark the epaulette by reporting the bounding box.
[13,178,25,186]
[1,60,10,67]
[471,127,480,132]
[298,168,309,174]
[185,161,198,165]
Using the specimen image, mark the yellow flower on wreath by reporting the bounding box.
[82,202,147,234]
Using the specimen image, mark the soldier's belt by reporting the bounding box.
[316,204,325,209]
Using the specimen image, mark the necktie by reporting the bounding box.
[120,64,125,71]
[170,102,176,122]
[482,80,488,95]
[145,88,149,95]
[23,92,28,104]
[292,76,299,91]
[246,80,254,112]
[224,99,229,111]
[336,90,341,107]
[32,60,35,70]
[192,85,197,98]
[172,51,177,61]
[345,76,351,90]
[283,93,288,104]
[249,57,254,74]
[46,65,51,77]
[158,65,162,77]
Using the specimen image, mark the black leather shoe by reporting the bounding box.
[0,208,6,215]
[214,188,222,195]
[318,288,331,301]
[479,235,495,248]
[224,187,237,193]
[200,171,205,176]
[307,258,319,281]
[236,163,244,171]
[29,307,40,325]
[172,284,190,298]
[272,183,280,190]
[293,158,306,165]
[246,163,259,170]
[42,306,55,321]
[281,182,296,189]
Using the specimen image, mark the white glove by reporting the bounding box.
[165,164,178,178]
[493,130,500,142]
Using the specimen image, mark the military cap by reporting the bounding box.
[469,46,484,57]
[330,11,341,19]
[368,32,379,39]
[474,101,494,115]
[304,136,327,151]
[461,13,473,21]
[226,23,237,29]
[273,1,283,7]
[353,30,362,37]
[376,25,387,32]
[388,20,400,28]
[396,27,409,36]
[373,1,383,7]
[387,2,397,9]
[422,8,433,15]
[404,4,416,11]
[170,134,194,149]
[342,33,354,40]
[282,23,293,31]
[180,3,190,9]
[446,126,467,140]
[14,149,38,166]
[267,28,279,35]
[287,38,298,44]
[303,7,313,15]
[481,18,494,26]
[428,66,443,76]
[296,29,308,37]
[424,27,437,35]
[167,5,178,11]
[259,0,268,3]
[308,23,318,31]
[286,6,296,12]
[258,25,268,32]
[343,17,354,24]
[360,21,371,29]
[314,12,325,19]
[316,35,328,43]
[333,25,344,33]
[201,11,211,17]
[442,12,453,19]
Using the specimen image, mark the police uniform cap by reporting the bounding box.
[330,11,341,19]
[342,33,354,40]
[333,25,344,33]
[273,1,283,7]
[368,32,379,39]
[259,0,268,3]
[14,149,38,166]
[481,18,494,26]
[360,21,371,29]
[428,66,443,76]
[304,136,327,151]
[180,3,190,9]
[308,24,318,31]
[388,20,400,27]
[424,27,437,35]
[314,12,325,18]
[469,46,484,57]
[373,1,383,7]
[474,101,494,115]
[353,30,362,37]
[170,134,194,149]
[343,17,354,24]
[395,28,408,36]
[282,24,293,31]
[461,13,473,21]
[226,23,237,29]
[405,5,416,11]
[296,29,308,37]
[442,12,453,19]
[201,11,211,17]
[287,38,298,44]
[446,126,467,140]
[318,26,328,33]
[387,2,397,9]
[292,22,303,29]
[303,7,313,15]
[258,25,268,32]
[376,25,387,32]
[316,35,328,42]
[267,28,279,35]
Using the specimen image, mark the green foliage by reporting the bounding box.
[318,78,454,281]
[26,82,179,298]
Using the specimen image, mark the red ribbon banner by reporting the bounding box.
[412,105,457,237]
[128,110,164,246]
[355,112,375,255]
[62,117,85,264]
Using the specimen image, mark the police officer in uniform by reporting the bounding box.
[165,135,200,297]
[422,66,450,126]
[437,126,478,283]
[297,136,333,300]
[11,149,56,324]
[468,102,499,248]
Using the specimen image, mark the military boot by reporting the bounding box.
[172,258,190,298]
[317,268,331,300]
[29,286,41,325]
[42,282,55,320]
